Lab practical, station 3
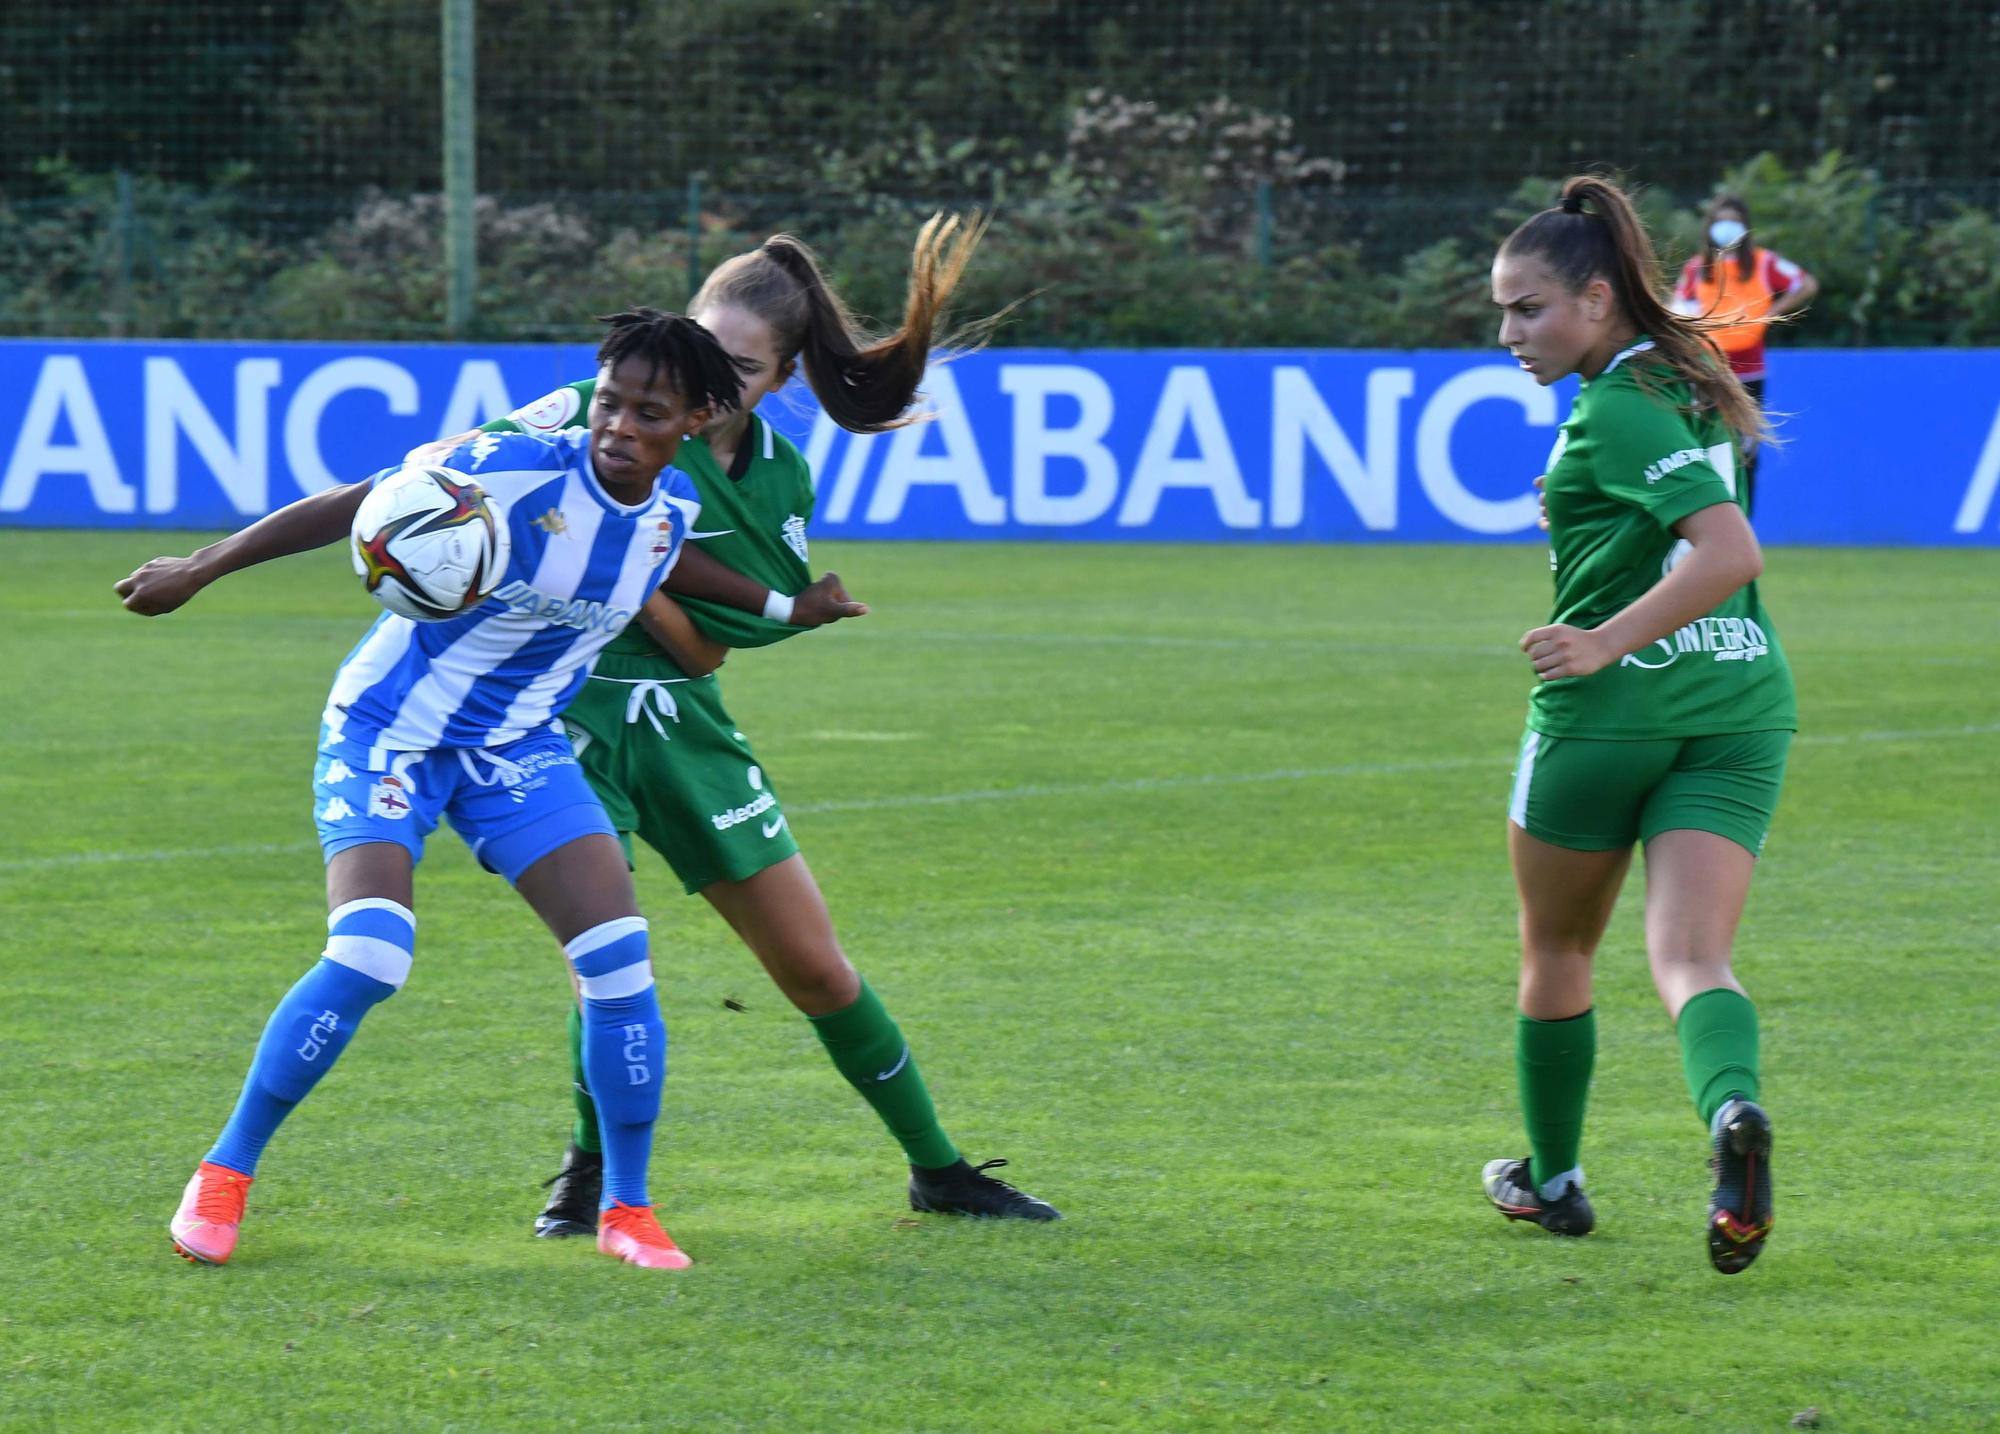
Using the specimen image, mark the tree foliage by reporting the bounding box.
[3,1,1998,344]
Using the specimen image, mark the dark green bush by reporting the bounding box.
[1,145,1994,348]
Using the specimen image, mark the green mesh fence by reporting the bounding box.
[4,0,1998,344]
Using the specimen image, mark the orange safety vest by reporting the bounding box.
[1674,249,1803,372]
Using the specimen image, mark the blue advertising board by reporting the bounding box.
[2,338,1997,544]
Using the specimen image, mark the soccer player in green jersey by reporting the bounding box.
[421,215,1058,1230]
[1481,177,1793,1274]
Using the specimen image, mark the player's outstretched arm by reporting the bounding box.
[791,571,868,626]
[665,544,869,627]
[404,429,482,467]
[114,479,373,616]
[636,591,731,676]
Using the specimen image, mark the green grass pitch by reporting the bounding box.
[2,533,1995,1432]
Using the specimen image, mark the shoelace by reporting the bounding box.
[966,1158,1024,1192]
[540,1165,595,1190]
[602,1202,677,1246]
[195,1170,250,1222]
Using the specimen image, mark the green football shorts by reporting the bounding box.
[561,662,800,894]
[1507,726,1792,856]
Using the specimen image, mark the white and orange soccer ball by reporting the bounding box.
[350,466,510,622]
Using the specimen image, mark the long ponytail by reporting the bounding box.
[1502,175,1768,446]
[692,212,993,434]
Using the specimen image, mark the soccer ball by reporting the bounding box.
[351,466,511,622]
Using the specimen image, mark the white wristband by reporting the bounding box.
[762,589,796,625]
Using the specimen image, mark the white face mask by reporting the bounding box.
[1709,219,1748,250]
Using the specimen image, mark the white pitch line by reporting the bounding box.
[2,720,1993,875]
[0,839,315,873]
[874,627,1513,656]
[788,754,1498,815]
[1793,719,2000,746]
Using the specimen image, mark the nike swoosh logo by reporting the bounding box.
[874,1045,910,1082]
[761,816,787,838]
[688,528,737,540]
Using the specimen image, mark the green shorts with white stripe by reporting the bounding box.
[1507,725,1792,856]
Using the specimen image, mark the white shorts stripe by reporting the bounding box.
[564,914,649,962]
[576,960,655,1002]
[324,934,415,989]
[327,897,416,930]
[1508,731,1542,828]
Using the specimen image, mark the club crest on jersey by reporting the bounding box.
[532,507,568,536]
[781,514,809,562]
[509,387,582,433]
[650,520,675,562]
[368,775,413,820]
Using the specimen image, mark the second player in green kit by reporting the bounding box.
[506,381,814,893]
[451,215,1059,1231]
[1484,176,1794,1274]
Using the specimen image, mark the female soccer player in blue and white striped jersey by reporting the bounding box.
[118,309,852,1272]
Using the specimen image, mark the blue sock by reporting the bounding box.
[564,917,664,1209]
[206,899,414,1176]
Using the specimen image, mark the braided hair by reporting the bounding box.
[1501,176,1767,447]
[595,306,757,415]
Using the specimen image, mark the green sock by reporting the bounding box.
[566,1003,602,1155]
[1676,987,1760,1126]
[1516,1009,1595,1191]
[808,979,959,1170]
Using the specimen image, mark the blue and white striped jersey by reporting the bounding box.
[321,429,701,766]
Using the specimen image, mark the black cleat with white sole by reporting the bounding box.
[1482,1157,1596,1237]
[909,1158,1061,1221]
[534,1142,603,1238]
[1707,1098,1773,1274]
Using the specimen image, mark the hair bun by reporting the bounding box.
[1559,192,1586,215]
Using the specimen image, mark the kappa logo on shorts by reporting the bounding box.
[321,758,354,785]
[321,796,356,822]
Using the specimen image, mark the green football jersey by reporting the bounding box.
[1528,341,1797,740]
[484,378,815,670]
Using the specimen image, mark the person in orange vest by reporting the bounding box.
[1671,194,1817,516]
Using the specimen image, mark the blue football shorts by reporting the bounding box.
[311,727,616,883]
